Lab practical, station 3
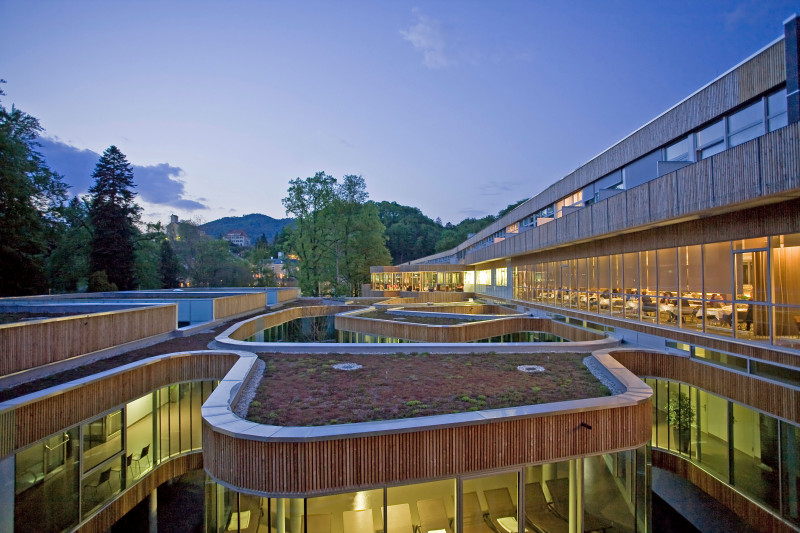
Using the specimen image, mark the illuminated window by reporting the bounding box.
[496,267,507,286]
[476,270,491,285]
[464,271,475,285]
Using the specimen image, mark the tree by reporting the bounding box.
[158,239,182,288]
[0,81,68,295]
[47,196,91,292]
[88,146,141,291]
[328,176,391,296]
[281,172,336,296]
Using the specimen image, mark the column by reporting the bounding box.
[148,488,157,533]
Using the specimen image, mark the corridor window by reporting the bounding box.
[728,101,765,148]
[768,89,788,131]
[697,120,725,159]
[476,270,491,285]
[496,268,507,286]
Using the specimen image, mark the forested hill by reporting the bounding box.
[200,213,293,240]
[373,199,527,265]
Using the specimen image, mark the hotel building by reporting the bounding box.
[0,14,799,533]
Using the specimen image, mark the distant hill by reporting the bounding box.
[200,213,294,241]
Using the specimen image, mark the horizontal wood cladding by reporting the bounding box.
[459,41,786,253]
[0,305,177,378]
[520,302,800,369]
[334,315,605,343]
[77,453,203,533]
[12,353,237,451]
[652,450,791,533]
[229,305,363,341]
[465,120,800,266]
[203,401,651,496]
[610,350,799,424]
[213,293,266,319]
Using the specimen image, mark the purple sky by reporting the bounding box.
[1,1,796,225]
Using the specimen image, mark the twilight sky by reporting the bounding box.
[1,1,796,225]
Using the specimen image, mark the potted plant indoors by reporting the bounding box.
[667,392,695,454]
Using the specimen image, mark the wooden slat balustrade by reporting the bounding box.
[0,304,177,378]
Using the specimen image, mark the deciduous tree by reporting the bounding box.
[0,82,68,295]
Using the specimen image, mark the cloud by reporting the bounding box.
[458,207,490,219]
[477,180,521,196]
[400,9,449,69]
[723,3,749,31]
[38,138,208,211]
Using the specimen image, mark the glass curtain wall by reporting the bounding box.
[511,233,800,349]
[12,380,215,533]
[212,447,650,532]
[645,377,796,527]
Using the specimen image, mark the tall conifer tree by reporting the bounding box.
[88,146,140,291]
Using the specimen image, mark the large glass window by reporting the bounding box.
[82,410,122,472]
[476,269,491,286]
[697,120,725,159]
[666,137,690,162]
[697,389,729,480]
[781,421,800,527]
[496,267,507,287]
[731,404,779,509]
[728,101,765,147]
[624,252,640,320]
[768,89,788,131]
[463,472,519,533]
[15,428,80,533]
[388,479,455,533]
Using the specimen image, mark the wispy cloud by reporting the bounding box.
[723,3,750,31]
[38,138,209,211]
[477,180,521,196]
[400,9,449,69]
[458,207,490,219]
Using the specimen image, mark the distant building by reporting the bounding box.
[223,229,250,247]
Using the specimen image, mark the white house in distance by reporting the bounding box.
[223,229,251,247]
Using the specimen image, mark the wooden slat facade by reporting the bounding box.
[608,350,800,424]
[515,299,800,369]
[652,450,791,533]
[277,287,301,302]
[7,352,237,451]
[227,305,364,341]
[447,40,786,258]
[213,293,266,319]
[334,315,607,344]
[203,400,651,496]
[0,305,177,378]
[466,121,800,266]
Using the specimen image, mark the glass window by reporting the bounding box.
[703,242,732,300]
[476,270,491,286]
[768,90,788,131]
[666,137,690,162]
[596,170,623,191]
[697,120,725,148]
[496,267,507,286]
[388,479,455,533]
[728,100,765,147]
[657,248,678,324]
[610,254,624,316]
[624,151,662,188]
[15,428,80,533]
[82,410,123,472]
[697,389,729,480]
[781,421,800,526]
[463,472,519,533]
[772,234,800,306]
[731,404,779,510]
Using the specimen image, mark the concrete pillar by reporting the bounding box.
[148,488,157,533]
[568,459,584,533]
[277,498,285,533]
